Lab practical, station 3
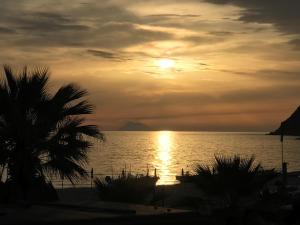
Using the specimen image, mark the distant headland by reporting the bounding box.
[119,121,152,131]
[270,106,300,136]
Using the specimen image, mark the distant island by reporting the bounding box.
[119,121,152,131]
[270,106,300,136]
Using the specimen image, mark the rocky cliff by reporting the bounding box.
[270,106,300,136]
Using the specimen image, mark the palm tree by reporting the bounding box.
[0,65,103,201]
[194,155,276,208]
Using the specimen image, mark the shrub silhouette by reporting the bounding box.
[94,172,158,203]
[194,155,277,208]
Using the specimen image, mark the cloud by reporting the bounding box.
[0,27,16,34]
[252,70,300,82]
[201,0,300,49]
[0,1,174,49]
[215,69,300,82]
[1,0,299,131]
[145,13,201,18]
[87,49,118,59]
[208,31,233,36]
[183,35,224,44]
[17,12,89,31]
[87,49,132,61]
[288,39,300,51]
[202,0,300,26]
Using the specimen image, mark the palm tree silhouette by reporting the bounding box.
[194,155,276,208]
[0,65,103,201]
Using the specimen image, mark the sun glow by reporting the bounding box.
[158,59,175,69]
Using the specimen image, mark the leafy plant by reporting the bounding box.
[0,65,103,201]
[94,172,158,203]
[194,155,277,208]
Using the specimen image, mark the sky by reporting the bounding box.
[1,0,300,131]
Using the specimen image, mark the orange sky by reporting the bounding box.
[1,0,300,131]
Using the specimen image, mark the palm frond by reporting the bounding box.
[53,117,102,138]
[3,65,17,96]
[63,100,93,116]
[194,154,277,207]
[18,66,49,102]
[42,158,88,184]
[52,84,88,107]
[195,164,212,176]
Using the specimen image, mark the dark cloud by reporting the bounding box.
[253,70,300,82]
[288,39,300,51]
[183,35,224,44]
[202,0,300,49]
[213,69,251,76]
[146,13,201,18]
[216,69,300,82]
[208,31,233,36]
[87,49,118,59]
[69,3,139,23]
[0,2,174,49]
[92,23,174,48]
[0,27,16,34]
[87,49,132,61]
[0,7,90,31]
[17,16,90,32]
[3,0,300,50]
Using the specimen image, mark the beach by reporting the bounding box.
[1,171,300,224]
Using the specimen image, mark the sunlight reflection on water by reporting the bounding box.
[88,131,300,185]
[156,131,173,185]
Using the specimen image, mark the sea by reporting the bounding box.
[88,131,300,185]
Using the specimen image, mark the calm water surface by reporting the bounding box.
[89,131,300,185]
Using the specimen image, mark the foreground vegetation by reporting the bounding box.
[0,65,103,203]
[193,155,278,209]
[94,171,159,203]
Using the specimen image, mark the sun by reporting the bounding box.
[158,58,175,69]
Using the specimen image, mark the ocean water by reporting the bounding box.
[88,131,300,185]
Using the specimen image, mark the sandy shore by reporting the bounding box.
[0,186,191,225]
[0,172,299,224]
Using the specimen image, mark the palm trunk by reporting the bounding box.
[8,147,32,204]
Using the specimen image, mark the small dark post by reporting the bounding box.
[91,168,94,189]
[146,164,149,177]
[162,185,165,207]
[181,168,184,176]
[283,162,288,185]
[154,168,157,178]
[280,123,285,176]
